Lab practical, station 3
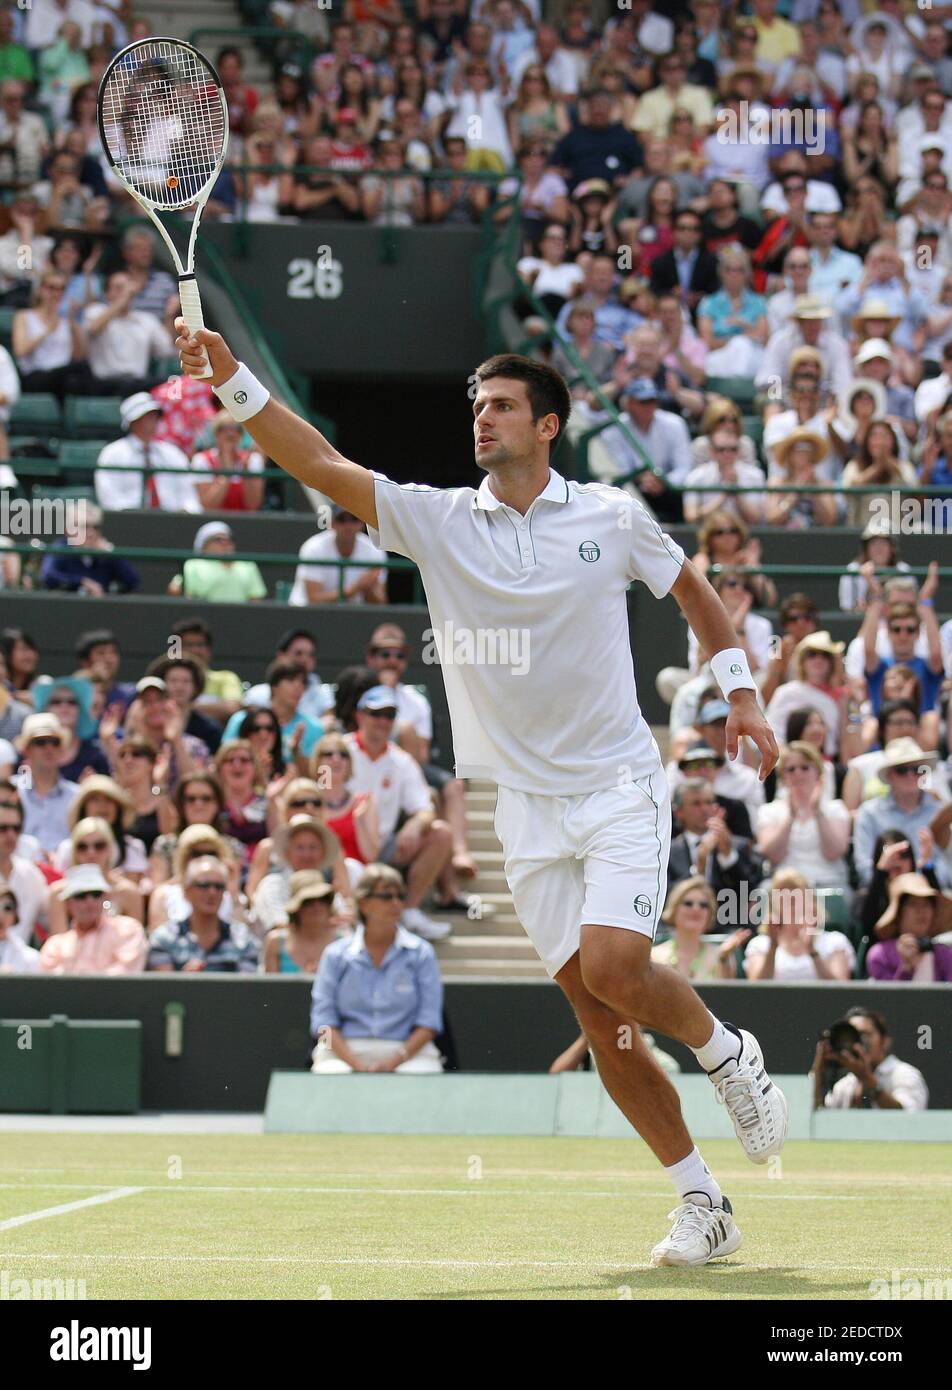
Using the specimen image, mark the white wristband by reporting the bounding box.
[214,362,271,422]
[710,647,756,698]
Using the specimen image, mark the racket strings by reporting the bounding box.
[101,39,226,209]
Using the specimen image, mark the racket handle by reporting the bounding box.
[178,275,212,380]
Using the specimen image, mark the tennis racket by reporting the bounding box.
[98,37,229,379]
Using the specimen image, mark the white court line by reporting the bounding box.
[0,1186,144,1233]
[0,1251,943,1276]
[0,1181,936,1203]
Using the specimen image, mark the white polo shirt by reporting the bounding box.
[288,530,386,606]
[369,469,685,795]
[345,733,433,842]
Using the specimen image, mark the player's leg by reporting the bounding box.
[573,771,788,1166]
[556,951,741,1267]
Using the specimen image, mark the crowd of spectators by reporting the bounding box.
[0,616,503,998]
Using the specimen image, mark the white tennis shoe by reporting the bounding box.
[650,1197,741,1267]
[710,1028,788,1164]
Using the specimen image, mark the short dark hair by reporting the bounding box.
[472,354,572,459]
[75,629,118,662]
[674,208,702,229]
[173,619,213,645]
[878,697,918,747]
[215,45,243,66]
[779,592,818,626]
[844,1006,889,1040]
[276,628,317,654]
[267,659,307,689]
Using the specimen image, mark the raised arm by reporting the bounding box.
[175,320,377,528]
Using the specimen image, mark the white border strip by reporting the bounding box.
[0,1186,143,1232]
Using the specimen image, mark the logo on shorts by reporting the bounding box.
[234,390,248,405]
[729,662,742,675]
[578,540,600,563]
[633,894,652,917]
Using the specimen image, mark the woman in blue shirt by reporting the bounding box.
[310,864,444,1073]
[697,245,768,376]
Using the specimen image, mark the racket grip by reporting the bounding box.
[178,275,212,380]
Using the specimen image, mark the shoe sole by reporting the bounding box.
[736,1029,789,1165]
[650,1226,743,1268]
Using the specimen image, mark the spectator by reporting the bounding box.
[843,699,940,810]
[46,816,143,933]
[444,59,513,170]
[505,62,570,153]
[765,632,846,757]
[144,655,220,756]
[649,207,719,317]
[839,520,910,613]
[73,629,135,713]
[851,828,939,954]
[854,738,949,887]
[168,521,267,603]
[827,374,891,469]
[229,657,325,763]
[252,813,352,934]
[755,742,852,891]
[756,294,851,397]
[565,178,618,264]
[633,51,714,141]
[553,253,640,352]
[16,714,80,855]
[682,424,765,526]
[427,136,491,224]
[0,191,50,302]
[82,270,174,395]
[172,620,244,725]
[689,506,775,607]
[244,776,325,897]
[589,377,691,521]
[314,733,380,866]
[189,410,268,515]
[0,879,40,973]
[39,500,141,596]
[359,134,426,225]
[12,267,89,400]
[840,419,916,529]
[150,373,217,456]
[697,245,767,376]
[653,876,748,981]
[95,393,201,513]
[148,855,259,972]
[234,709,286,787]
[0,11,33,86]
[262,870,340,974]
[310,862,443,1073]
[118,226,178,322]
[31,674,109,780]
[686,571,774,684]
[111,737,165,854]
[0,80,49,189]
[549,298,616,395]
[766,247,814,334]
[121,676,204,787]
[668,780,762,896]
[283,135,361,221]
[39,864,147,974]
[0,330,19,480]
[241,628,334,723]
[550,88,642,190]
[289,504,387,605]
[213,740,269,871]
[147,823,244,929]
[56,773,147,880]
[0,797,48,944]
[679,698,766,814]
[0,627,39,704]
[517,223,585,320]
[745,868,855,980]
[860,564,944,717]
[867,872,952,981]
[235,130,297,224]
[766,428,840,528]
[813,1006,929,1110]
[919,408,952,495]
[347,685,453,941]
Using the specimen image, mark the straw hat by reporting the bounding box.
[795,629,844,659]
[67,775,135,830]
[877,737,937,778]
[285,870,335,919]
[774,427,828,469]
[851,298,900,336]
[792,295,832,320]
[275,814,340,865]
[874,872,952,939]
[14,712,68,753]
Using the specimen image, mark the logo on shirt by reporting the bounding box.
[578,540,601,563]
[633,894,652,918]
[730,663,742,675]
[234,391,248,405]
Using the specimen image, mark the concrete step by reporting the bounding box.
[434,935,537,960]
[440,959,550,979]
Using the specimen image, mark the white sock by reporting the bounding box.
[665,1146,723,1210]
[691,1015,743,1075]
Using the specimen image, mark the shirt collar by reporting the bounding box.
[473,467,570,512]
[346,923,423,957]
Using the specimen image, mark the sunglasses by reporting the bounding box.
[889,624,918,635]
[892,766,921,777]
[192,880,226,892]
[681,898,709,910]
[223,756,254,766]
[370,647,407,659]
[184,793,217,804]
[713,445,739,454]
[363,708,397,719]
[76,840,108,852]
[248,723,275,733]
[319,749,349,759]
[366,890,406,901]
[29,737,60,748]
[289,797,322,809]
[70,891,103,902]
[785,612,813,623]
[48,696,79,707]
[118,748,151,759]
[0,823,21,834]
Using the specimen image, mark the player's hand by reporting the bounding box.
[174,316,238,387]
[724,689,778,780]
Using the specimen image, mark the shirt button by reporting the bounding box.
[519,521,527,530]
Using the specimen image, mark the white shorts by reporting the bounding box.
[494,771,672,979]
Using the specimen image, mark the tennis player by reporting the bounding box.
[175,324,785,1267]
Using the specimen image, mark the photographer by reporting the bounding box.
[812,1007,929,1111]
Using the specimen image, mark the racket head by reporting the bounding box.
[98,37,229,212]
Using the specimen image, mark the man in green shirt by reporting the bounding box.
[0,13,33,86]
[168,521,267,604]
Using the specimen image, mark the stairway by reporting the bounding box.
[150,0,273,86]
[432,778,548,980]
